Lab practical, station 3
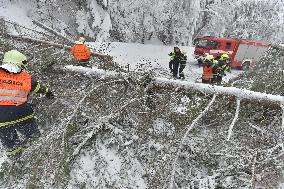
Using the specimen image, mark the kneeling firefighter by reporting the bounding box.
[0,50,54,157]
[202,55,214,84]
[70,37,92,67]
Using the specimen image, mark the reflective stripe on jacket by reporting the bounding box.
[0,69,31,106]
[70,44,91,60]
[168,52,176,61]
[169,52,187,64]
[202,66,213,80]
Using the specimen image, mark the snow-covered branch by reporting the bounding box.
[281,103,284,129]
[227,99,241,141]
[32,20,74,43]
[169,95,217,189]
[63,65,125,78]
[6,34,71,49]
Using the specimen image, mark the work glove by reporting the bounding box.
[46,91,55,99]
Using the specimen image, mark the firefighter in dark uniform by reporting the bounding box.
[178,50,187,80]
[212,53,230,85]
[168,47,187,79]
[0,50,54,157]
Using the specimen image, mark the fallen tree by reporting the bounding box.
[32,20,74,44]
[4,34,111,59]
[152,77,284,107]
[64,65,284,106]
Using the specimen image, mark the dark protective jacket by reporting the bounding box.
[0,68,49,127]
[213,59,230,76]
[168,51,187,68]
[169,52,187,64]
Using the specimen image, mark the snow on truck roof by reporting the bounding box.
[198,37,268,46]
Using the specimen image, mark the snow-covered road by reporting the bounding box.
[89,42,242,83]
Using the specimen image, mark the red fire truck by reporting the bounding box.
[193,36,269,69]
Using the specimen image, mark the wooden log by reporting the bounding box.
[151,77,284,107]
[6,33,71,49]
[32,20,74,44]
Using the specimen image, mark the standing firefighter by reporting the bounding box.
[0,50,54,158]
[168,47,187,79]
[202,55,214,84]
[212,53,230,85]
[70,37,92,67]
[178,50,187,80]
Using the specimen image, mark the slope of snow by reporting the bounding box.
[0,2,32,27]
[0,1,42,34]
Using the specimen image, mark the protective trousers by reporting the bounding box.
[0,119,40,150]
[179,65,186,79]
[172,63,179,78]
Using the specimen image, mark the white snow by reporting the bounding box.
[64,65,121,78]
[152,118,175,136]
[281,103,284,129]
[75,0,112,42]
[98,144,122,181]
[68,143,147,188]
[0,1,43,34]
[0,3,32,28]
[175,96,191,114]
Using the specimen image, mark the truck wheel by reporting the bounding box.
[242,61,251,70]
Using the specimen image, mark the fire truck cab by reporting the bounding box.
[193,36,269,69]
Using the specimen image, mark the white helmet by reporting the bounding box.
[1,50,27,73]
[205,55,214,62]
[78,37,86,43]
[3,50,27,66]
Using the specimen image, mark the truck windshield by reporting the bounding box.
[194,39,220,49]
